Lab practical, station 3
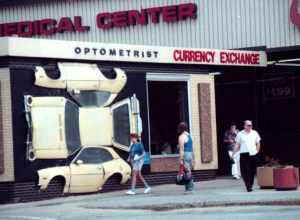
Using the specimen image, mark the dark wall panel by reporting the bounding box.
[215,65,300,175]
[10,63,148,181]
[109,71,149,162]
[11,66,70,182]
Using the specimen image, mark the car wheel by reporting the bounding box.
[102,174,125,192]
[45,177,65,198]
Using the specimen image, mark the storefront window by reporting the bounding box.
[148,81,189,155]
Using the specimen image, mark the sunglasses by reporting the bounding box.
[246,124,252,127]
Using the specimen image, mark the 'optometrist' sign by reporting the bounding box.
[0,37,267,67]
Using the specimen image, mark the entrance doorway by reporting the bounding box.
[147,78,190,157]
[215,66,300,176]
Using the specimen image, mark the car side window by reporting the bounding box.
[76,148,113,164]
[97,148,114,163]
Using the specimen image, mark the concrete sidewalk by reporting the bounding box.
[81,178,300,210]
[1,178,299,210]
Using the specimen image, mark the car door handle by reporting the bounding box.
[97,166,105,175]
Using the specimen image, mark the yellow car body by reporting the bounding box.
[24,94,142,160]
[35,63,127,92]
[37,146,131,193]
[34,63,127,107]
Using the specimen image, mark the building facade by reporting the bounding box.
[0,0,300,202]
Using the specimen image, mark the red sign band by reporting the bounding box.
[0,3,197,37]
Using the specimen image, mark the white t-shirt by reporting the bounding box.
[235,130,261,156]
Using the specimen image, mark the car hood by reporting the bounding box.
[24,96,81,160]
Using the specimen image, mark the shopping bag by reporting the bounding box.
[175,164,189,185]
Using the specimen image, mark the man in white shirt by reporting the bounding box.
[232,120,261,192]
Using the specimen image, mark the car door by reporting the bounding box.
[110,94,142,151]
[69,147,105,193]
[92,148,117,190]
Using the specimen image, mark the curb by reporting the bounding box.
[83,199,300,211]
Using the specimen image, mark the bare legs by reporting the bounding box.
[130,171,137,189]
[131,170,149,189]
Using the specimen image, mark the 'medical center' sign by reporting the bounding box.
[0,3,197,37]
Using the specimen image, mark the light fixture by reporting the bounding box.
[208,72,222,76]
[277,58,300,63]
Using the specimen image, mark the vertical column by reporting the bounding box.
[198,83,213,163]
[190,74,218,170]
[0,68,15,182]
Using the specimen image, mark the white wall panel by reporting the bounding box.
[0,0,300,49]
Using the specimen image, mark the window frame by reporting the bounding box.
[146,73,192,158]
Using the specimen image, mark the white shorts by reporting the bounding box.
[131,158,144,171]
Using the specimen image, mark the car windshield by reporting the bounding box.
[65,100,81,154]
[113,104,131,147]
[67,147,81,165]
[70,91,112,107]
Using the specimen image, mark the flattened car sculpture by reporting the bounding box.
[37,146,131,194]
[24,63,143,194]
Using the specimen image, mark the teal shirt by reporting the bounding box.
[184,134,193,152]
[129,143,145,159]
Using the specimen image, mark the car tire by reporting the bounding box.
[102,174,124,192]
[45,177,65,198]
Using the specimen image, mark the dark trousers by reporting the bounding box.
[240,153,258,191]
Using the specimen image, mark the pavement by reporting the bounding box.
[1,177,299,210]
[82,177,300,210]
[0,178,300,220]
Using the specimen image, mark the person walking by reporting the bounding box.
[177,122,194,192]
[232,120,261,192]
[126,133,151,195]
[224,122,241,179]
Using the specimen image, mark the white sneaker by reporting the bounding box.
[144,187,151,194]
[126,190,136,195]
